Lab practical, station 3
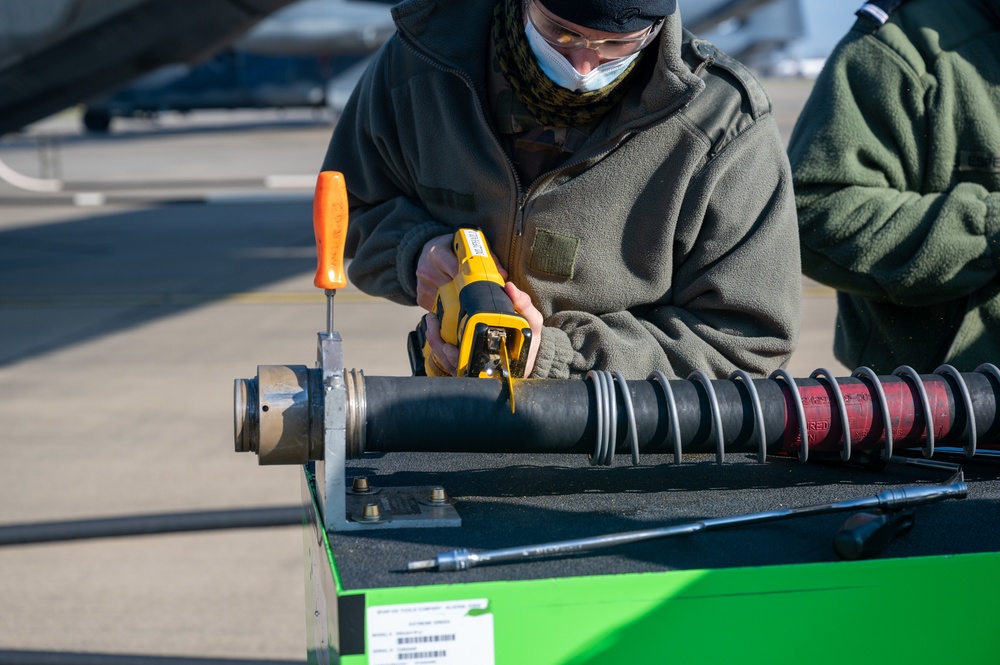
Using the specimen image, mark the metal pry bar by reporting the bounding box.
[406,478,968,572]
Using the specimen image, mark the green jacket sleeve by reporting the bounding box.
[534,117,801,380]
[789,28,1000,307]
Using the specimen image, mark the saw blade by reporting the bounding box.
[499,336,515,413]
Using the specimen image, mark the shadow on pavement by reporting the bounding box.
[0,200,317,366]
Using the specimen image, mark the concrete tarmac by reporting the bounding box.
[0,79,843,663]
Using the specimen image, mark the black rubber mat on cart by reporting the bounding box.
[327,451,1000,590]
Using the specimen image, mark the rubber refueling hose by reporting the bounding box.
[359,372,1000,458]
[0,506,302,547]
[361,375,788,454]
[0,651,303,665]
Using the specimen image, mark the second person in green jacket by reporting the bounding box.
[789,0,1000,374]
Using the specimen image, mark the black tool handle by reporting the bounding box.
[407,322,428,377]
[833,509,915,560]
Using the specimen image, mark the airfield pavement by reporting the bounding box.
[0,77,844,663]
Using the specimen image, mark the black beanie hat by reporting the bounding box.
[538,0,676,33]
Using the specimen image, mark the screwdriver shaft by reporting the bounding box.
[326,289,335,334]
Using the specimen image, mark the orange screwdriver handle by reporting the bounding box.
[313,171,349,290]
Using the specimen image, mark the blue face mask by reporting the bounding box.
[525,20,640,93]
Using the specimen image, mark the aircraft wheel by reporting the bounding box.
[82,108,112,133]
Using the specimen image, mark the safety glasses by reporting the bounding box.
[524,0,663,59]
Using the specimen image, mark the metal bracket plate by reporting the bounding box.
[316,332,461,531]
[345,485,461,528]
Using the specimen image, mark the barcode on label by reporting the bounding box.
[368,598,494,665]
[463,229,487,257]
[399,635,455,645]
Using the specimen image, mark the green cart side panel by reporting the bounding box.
[305,467,1000,664]
[305,470,345,665]
[352,554,1000,664]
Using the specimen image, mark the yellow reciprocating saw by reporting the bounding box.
[407,228,531,411]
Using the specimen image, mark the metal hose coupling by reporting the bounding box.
[233,365,366,464]
[407,548,477,572]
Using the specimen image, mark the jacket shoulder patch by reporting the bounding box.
[530,228,578,280]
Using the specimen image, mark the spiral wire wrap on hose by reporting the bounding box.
[893,365,934,458]
[976,363,1000,451]
[771,368,810,463]
[586,370,640,466]
[648,371,682,464]
[581,363,1000,468]
[937,364,977,457]
[730,369,767,463]
[810,367,851,461]
[853,366,893,460]
[617,371,640,466]
[689,370,725,465]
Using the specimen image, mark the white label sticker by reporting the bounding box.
[463,229,488,258]
[368,598,494,665]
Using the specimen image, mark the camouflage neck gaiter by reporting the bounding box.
[491,0,642,127]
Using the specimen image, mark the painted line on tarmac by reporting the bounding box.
[204,190,312,204]
[0,177,315,206]
[803,284,836,297]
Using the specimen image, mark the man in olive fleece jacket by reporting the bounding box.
[789,0,1000,374]
[323,0,801,380]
